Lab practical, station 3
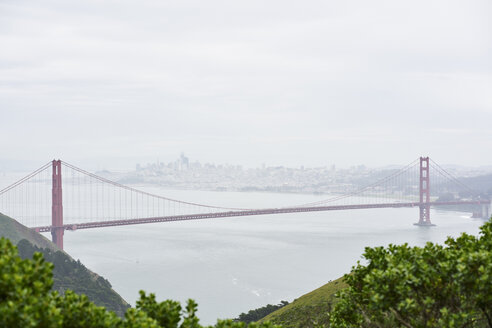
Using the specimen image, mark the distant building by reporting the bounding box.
[179,153,189,170]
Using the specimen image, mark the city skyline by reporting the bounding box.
[2,152,492,174]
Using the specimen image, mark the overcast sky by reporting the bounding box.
[0,0,491,170]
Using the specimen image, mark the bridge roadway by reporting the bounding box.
[34,200,489,233]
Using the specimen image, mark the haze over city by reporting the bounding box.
[1,0,491,171]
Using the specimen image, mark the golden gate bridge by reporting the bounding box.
[0,157,490,250]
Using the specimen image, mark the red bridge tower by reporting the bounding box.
[416,157,434,226]
[51,160,64,249]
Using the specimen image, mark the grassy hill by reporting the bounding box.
[258,276,347,328]
[0,212,130,317]
[0,212,58,250]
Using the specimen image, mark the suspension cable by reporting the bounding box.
[61,161,251,211]
[296,158,420,207]
[0,161,52,196]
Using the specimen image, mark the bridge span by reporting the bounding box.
[1,157,490,249]
[33,200,490,233]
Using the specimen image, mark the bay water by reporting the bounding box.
[38,187,486,324]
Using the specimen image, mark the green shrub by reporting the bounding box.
[330,218,492,328]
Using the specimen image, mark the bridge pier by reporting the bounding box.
[415,157,435,226]
[51,160,64,249]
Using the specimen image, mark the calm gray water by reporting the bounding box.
[42,188,485,324]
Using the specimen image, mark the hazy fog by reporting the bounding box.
[0,0,491,170]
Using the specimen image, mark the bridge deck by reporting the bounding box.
[34,200,489,232]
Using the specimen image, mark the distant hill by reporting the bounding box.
[0,212,130,317]
[258,276,347,327]
[460,173,492,196]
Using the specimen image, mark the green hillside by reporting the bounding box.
[0,212,130,317]
[258,276,347,327]
[0,212,58,250]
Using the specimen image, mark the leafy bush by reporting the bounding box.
[236,301,289,323]
[330,218,492,328]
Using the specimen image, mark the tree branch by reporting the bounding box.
[481,306,492,328]
[389,308,415,328]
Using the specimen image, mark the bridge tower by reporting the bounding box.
[416,157,434,226]
[51,160,64,249]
